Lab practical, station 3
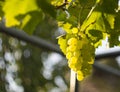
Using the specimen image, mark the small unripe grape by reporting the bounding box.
[70,56,78,63]
[68,61,75,68]
[67,37,78,45]
[66,52,72,59]
[68,61,77,71]
[77,40,83,49]
[75,59,82,70]
[72,27,78,34]
[88,60,94,64]
[77,71,84,81]
[73,51,81,58]
[66,47,70,52]
[68,45,77,52]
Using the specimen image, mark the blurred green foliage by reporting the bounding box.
[0,15,70,92]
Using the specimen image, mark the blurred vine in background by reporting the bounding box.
[0,14,69,92]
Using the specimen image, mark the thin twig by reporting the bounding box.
[86,2,98,20]
[78,7,83,29]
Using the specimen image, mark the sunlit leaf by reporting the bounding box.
[103,14,115,29]
[3,0,38,27]
[0,1,4,19]
[80,11,101,32]
[21,11,43,34]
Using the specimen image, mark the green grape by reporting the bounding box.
[58,36,67,54]
[67,45,77,52]
[75,57,83,70]
[58,24,95,81]
[77,40,83,49]
[63,22,72,33]
[73,51,81,58]
[66,51,72,59]
[67,37,78,45]
[81,65,92,76]
[51,0,64,6]
[71,27,78,34]
[68,60,76,71]
[81,41,95,65]
[68,56,78,71]
[88,59,94,64]
[70,56,78,63]
[77,71,84,81]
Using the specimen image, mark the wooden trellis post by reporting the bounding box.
[70,70,76,92]
[70,70,79,92]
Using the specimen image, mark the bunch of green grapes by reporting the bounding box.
[66,36,84,80]
[58,23,95,81]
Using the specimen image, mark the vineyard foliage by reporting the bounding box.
[0,0,120,80]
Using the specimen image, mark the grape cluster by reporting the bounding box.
[66,37,84,80]
[58,26,95,81]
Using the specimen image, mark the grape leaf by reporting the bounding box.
[87,29,103,43]
[114,11,120,30]
[20,11,43,35]
[103,14,115,29]
[107,11,120,47]
[56,10,67,21]
[108,31,120,47]
[99,0,118,14]
[78,0,95,8]
[80,11,100,32]
[37,0,56,18]
[3,0,39,27]
[0,1,3,19]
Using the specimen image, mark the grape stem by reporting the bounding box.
[78,6,83,29]
[86,1,99,20]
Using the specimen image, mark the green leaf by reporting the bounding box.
[98,0,118,14]
[95,0,118,31]
[37,0,56,18]
[80,11,105,47]
[114,11,120,30]
[78,0,95,7]
[20,11,43,35]
[108,31,120,47]
[68,1,82,26]
[0,1,4,19]
[56,10,67,21]
[110,12,120,47]
[103,13,115,29]
[87,29,103,43]
[3,0,39,27]
[80,11,102,32]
